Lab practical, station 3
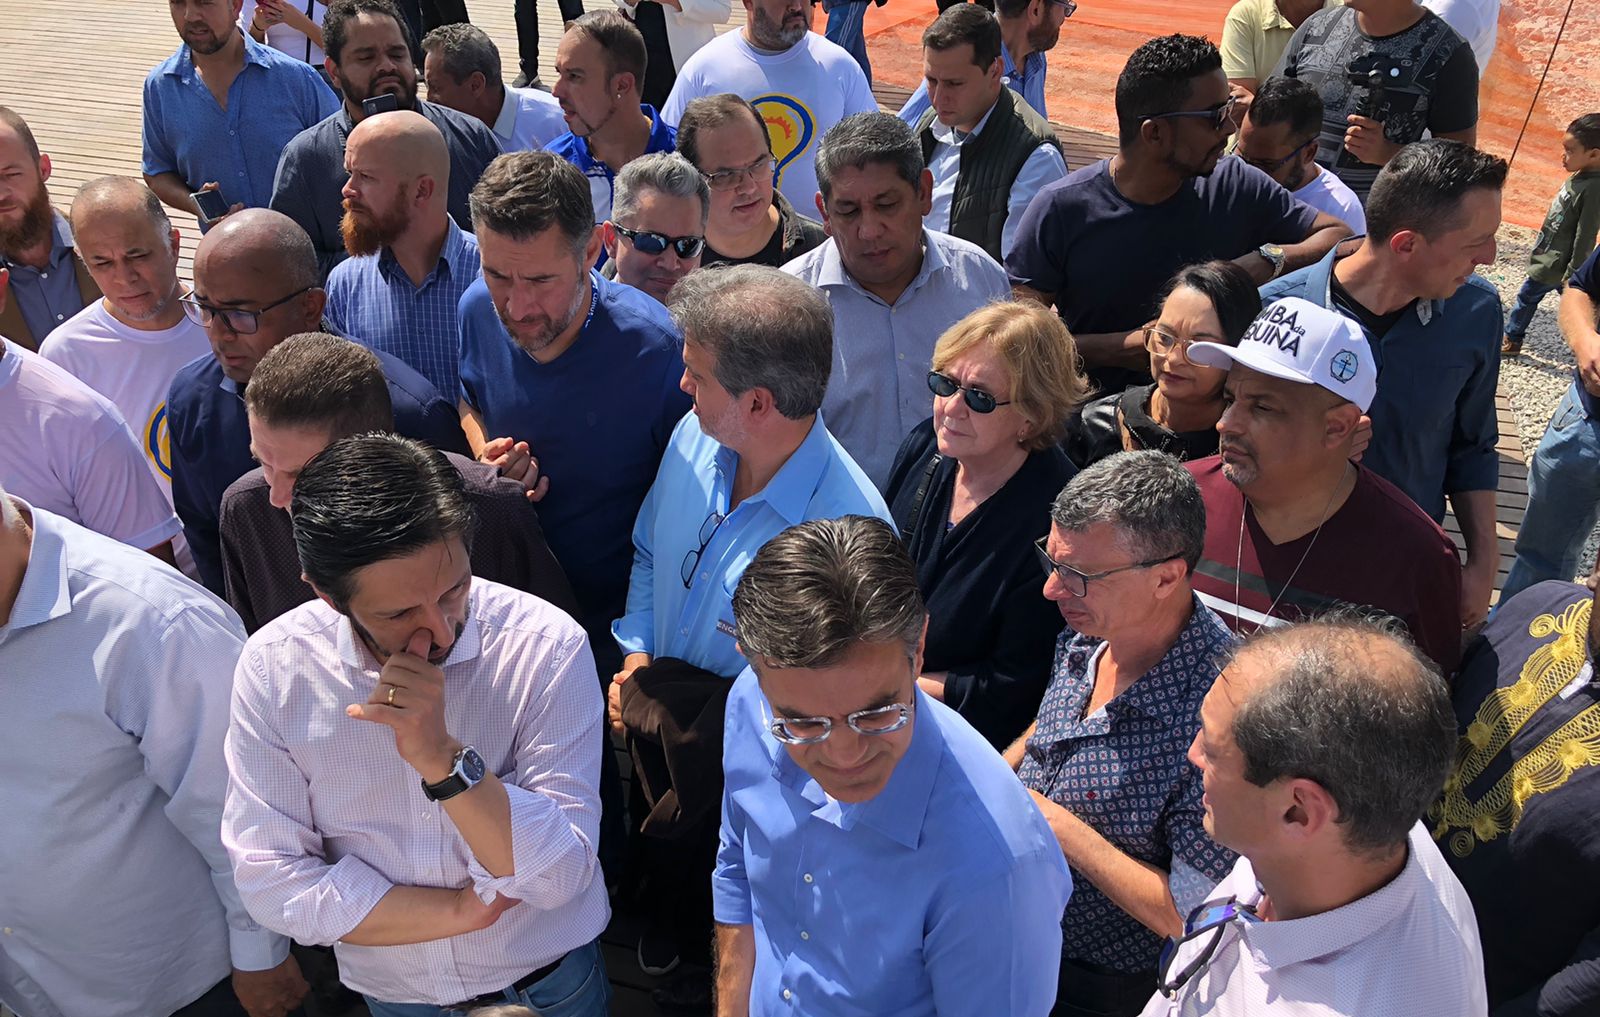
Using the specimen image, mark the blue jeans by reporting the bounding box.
[1505,276,1562,340]
[363,939,611,1017]
[1501,381,1600,602]
[824,0,872,83]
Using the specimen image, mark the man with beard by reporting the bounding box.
[324,111,480,398]
[1234,76,1365,234]
[546,12,679,228]
[456,151,690,677]
[661,0,877,212]
[168,208,467,593]
[1006,34,1349,385]
[40,178,210,558]
[0,107,101,350]
[270,0,500,277]
[142,0,338,227]
[898,0,1073,124]
[1182,297,1464,676]
[222,434,612,1017]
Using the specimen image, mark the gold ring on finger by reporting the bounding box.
[387,685,396,705]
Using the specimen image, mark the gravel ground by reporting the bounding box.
[1476,222,1598,576]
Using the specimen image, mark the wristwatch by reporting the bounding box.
[1257,243,1287,279]
[421,746,487,802]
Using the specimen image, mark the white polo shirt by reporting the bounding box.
[1139,823,1488,1017]
[494,85,568,153]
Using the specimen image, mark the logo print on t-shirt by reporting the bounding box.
[751,94,815,188]
[146,403,173,480]
[1329,350,1359,383]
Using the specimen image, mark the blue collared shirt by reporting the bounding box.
[544,105,678,225]
[612,411,892,678]
[898,47,1049,124]
[714,671,1072,1017]
[1,212,90,345]
[783,229,1012,488]
[141,33,338,215]
[1018,596,1238,974]
[1262,245,1503,520]
[324,219,481,398]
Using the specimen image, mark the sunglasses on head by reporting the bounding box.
[612,223,705,259]
[927,370,1011,413]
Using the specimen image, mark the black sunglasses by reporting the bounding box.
[1238,138,1315,174]
[613,223,705,260]
[927,370,1012,413]
[1145,95,1237,132]
[1157,895,1260,998]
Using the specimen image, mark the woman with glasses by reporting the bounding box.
[675,94,826,268]
[881,301,1089,749]
[1063,260,1261,469]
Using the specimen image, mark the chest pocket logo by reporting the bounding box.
[751,94,816,188]
[146,403,173,480]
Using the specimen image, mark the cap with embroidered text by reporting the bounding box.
[1187,297,1377,412]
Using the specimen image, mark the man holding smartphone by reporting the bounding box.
[143,0,340,229]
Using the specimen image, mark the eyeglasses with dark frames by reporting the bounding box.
[1033,536,1179,598]
[180,286,315,335]
[1157,895,1260,998]
[1144,95,1238,132]
[1048,0,1077,15]
[612,224,706,260]
[768,701,913,745]
[702,154,777,192]
[680,511,726,589]
[1238,138,1315,175]
[927,370,1012,414]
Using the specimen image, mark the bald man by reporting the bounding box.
[41,179,209,539]
[323,111,481,397]
[167,207,469,592]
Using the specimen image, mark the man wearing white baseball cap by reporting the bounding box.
[1181,296,1467,677]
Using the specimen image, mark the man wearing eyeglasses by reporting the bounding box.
[600,152,708,304]
[1235,77,1365,234]
[714,515,1071,1017]
[1145,616,1485,1017]
[167,208,468,593]
[1006,450,1238,1017]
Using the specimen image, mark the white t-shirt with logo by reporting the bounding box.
[0,337,182,551]
[662,29,877,213]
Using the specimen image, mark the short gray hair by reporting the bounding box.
[421,23,504,90]
[815,111,924,203]
[71,175,173,238]
[613,152,710,232]
[667,265,831,419]
[1230,614,1456,856]
[733,516,926,670]
[1050,450,1206,570]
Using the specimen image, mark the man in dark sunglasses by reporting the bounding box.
[1142,616,1485,1016]
[601,152,708,305]
[1235,76,1366,234]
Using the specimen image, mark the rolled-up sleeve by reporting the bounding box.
[712,783,753,925]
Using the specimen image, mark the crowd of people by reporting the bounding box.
[2,0,1598,1015]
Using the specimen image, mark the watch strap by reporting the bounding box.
[421,748,476,802]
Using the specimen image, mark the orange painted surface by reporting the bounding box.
[866,0,1597,229]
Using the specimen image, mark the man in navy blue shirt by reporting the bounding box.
[1263,139,1506,629]
[141,0,338,225]
[1006,33,1349,381]
[269,0,500,277]
[458,151,690,672]
[169,209,466,593]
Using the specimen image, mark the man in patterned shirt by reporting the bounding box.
[323,110,480,399]
[1007,451,1236,1017]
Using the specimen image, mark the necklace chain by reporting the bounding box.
[1232,466,1351,635]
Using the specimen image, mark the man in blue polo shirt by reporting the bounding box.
[142,0,338,227]
[1263,139,1506,629]
[169,209,466,593]
[458,151,690,672]
[546,12,678,228]
[898,0,1072,124]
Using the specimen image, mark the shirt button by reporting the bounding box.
[803,873,814,883]
[800,931,809,940]
[897,353,905,360]
[55,314,64,321]
[782,989,793,1000]
[39,271,48,279]
[2,928,11,935]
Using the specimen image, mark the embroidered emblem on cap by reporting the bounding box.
[1329,350,1359,383]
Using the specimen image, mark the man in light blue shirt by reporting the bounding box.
[324,111,481,398]
[898,0,1072,124]
[0,484,305,1017]
[784,112,1012,489]
[713,515,1071,1016]
[142,0,338,224]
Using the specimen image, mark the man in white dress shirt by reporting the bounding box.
[223,433,611,1017]
[421,24,567,152]
[1143,616,1487,1017]
[0,480,307,1017]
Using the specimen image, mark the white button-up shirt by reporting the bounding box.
[493,85,569,153]
[925,99,1068,259]
[1138,823,1488,1017]
[223,579,609,1006]
[0,502,284,1017]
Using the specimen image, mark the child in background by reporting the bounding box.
[1503,114,1600,356]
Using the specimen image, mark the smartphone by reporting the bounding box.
[191,189,231,224]
[362,93,399,117]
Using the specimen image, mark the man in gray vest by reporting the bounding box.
[914,4,1066,262]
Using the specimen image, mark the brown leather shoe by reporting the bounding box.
[1501,335,1523,357]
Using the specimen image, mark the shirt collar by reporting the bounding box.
[930,99,1000,146]
[334,590,486,671]
[569,104,672,172]
[846,687,944,849]
[4,211,80,273]
[378,218,471,285]
[712,414,835,525]
[1257,0,1295,31]
[1110,596,1232,723]
[0,499,74,638]
[813,229,946,305]
[493,86,520,142]
[1305,243,1439,326]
